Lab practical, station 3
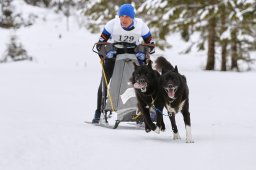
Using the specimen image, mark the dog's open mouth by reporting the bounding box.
[134,79,147,92]
[165,86,177,99]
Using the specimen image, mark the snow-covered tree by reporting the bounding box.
[138,0,256,71]
[0,35,32,63]
[0,0,15,28]
[221,0,256,71]
[19,0,254,71]
[4,0,254,71]
[23,0,50,7]
[0,0,37,29]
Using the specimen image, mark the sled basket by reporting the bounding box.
[105,54,139,124]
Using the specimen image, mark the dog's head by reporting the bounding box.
[160,66,180,99]
[130,60,156,93]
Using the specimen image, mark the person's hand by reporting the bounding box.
[96,44,102,52]
[138,59,144,65]
[106,50,116,58]
[136,52,145,60]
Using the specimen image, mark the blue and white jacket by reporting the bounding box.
[98,17,155,53]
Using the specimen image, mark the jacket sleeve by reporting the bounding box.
[142,33,155,54]
[96,19,115,51]
[141,23,155,54]
[96,28,111,52]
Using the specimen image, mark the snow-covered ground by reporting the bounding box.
[0,2,256,170]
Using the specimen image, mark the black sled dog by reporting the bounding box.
[155,56,194,143]
[130,60,165,133]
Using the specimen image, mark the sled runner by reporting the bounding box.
[92,42,153,128]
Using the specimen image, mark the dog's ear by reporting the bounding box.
[133,62,138,69]
[174,65,179,73]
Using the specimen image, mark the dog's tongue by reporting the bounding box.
[134,82,146,89]
[168,89,175,98]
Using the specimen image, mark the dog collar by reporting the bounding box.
[168,98,175,103]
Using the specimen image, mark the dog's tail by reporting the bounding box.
[155,56,175,74]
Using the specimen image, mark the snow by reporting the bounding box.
[1,2,256,170]
[163,8,175,21]
[220,27,231,40]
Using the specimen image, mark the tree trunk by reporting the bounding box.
[206,16,216,70]
[231,29,239,71]
[220,4,227,71]
[221,40,228,71]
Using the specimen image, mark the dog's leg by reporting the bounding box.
[156,107,165,132]
[144,119,151,133]
[138,103,160,133]
[181,102,194,143]
[185,125,193,143]
[169,112,181,140]
[159,114,166,132]
[141,108,159,134]
[144,113,160,134]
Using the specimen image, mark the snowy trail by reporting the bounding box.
[0,2,255,169]
[0,62,256,170]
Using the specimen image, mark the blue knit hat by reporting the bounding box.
[118,4,135,19]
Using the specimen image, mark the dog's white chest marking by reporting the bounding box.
[166,100,186,113]
[166,105,175,113]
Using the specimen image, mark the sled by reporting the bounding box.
[92,42,152,128]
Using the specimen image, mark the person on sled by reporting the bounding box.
[92,3,155,124]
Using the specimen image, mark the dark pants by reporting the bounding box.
[94,59,116,119]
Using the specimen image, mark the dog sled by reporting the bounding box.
[92,42,153,129]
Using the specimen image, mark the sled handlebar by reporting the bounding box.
[92,42,110,54]
[92,42,155,55]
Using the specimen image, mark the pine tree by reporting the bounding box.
[219,0,256,71]
[220,3,228,71]
[0,0,39,29]
[1,35,32,63]
[23,0,50,7]
[83,0,255,71]
[0,0,15,28]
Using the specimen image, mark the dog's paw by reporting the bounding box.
[160,126,165,132]
[186,138,194,143]
[157,122,165,130]
[156,124,165,132]
[154,126,160,134]
[173,132,181,140]
[185,125,194,143]
[145,128,151,133]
